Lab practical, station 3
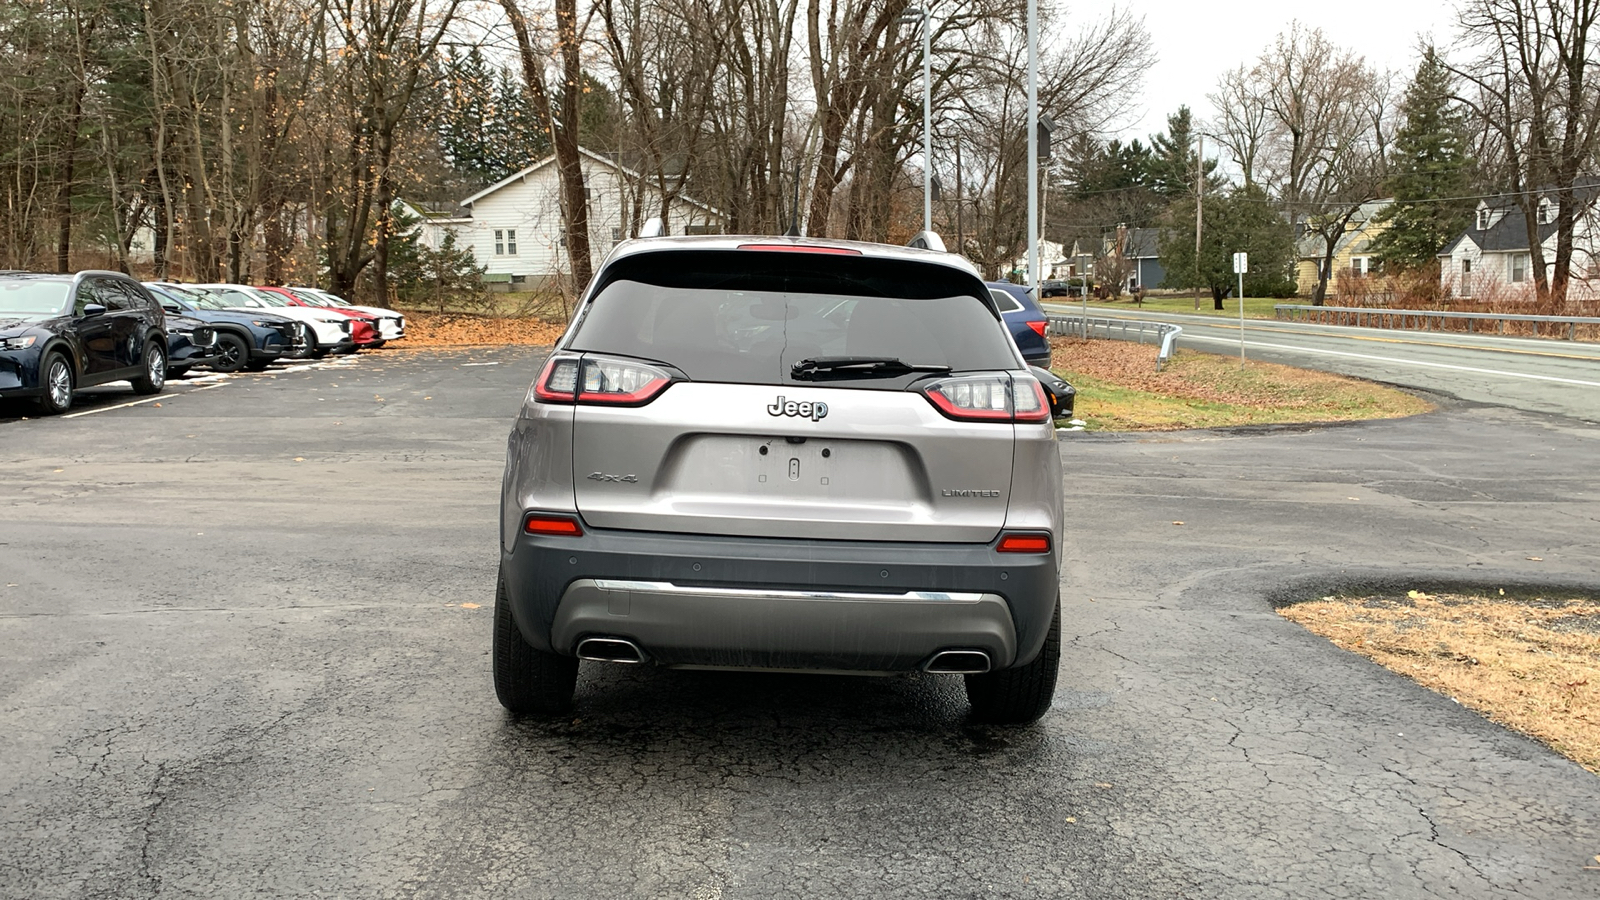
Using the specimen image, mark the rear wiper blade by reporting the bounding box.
[790,356,951,380]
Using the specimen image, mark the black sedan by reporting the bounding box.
[0,271,169,414]
[145,282,304,373]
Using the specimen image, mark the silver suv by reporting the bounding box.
[495,235,1064,723]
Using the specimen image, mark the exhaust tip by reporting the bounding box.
[576,636,644,664]
[924,650,991,675]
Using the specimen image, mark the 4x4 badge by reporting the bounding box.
[586,472,638,483]
[767,396,828,421]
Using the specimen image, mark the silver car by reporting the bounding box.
[495,235,1064,723]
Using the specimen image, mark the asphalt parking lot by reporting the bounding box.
[2,347,1598,899]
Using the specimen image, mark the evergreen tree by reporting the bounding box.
[1147,106,1225,199]
[1159,184,1297,306]
[432,47,548,185]
[1369,47,1476,269]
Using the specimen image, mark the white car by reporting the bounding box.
[189,285,355,357]
[286,287,404,343]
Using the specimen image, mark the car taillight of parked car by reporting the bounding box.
[920,374,1050,423]
[533,354,673,406]
[1027,321,1047,336]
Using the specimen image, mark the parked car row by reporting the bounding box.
[0,270,404,414]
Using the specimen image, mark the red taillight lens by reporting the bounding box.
[524,513,584,536]
[921,375,1050,423]
[997,532,1051,553]
[736,243,862,255]
[1026,320,1048,336]
[531,355,672,406]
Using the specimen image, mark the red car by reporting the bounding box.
[255,286,381,349]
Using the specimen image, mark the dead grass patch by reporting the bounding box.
[1050,337,1433,431]
[1280,592,1600,774]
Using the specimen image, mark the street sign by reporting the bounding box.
[1232,252,1248,274]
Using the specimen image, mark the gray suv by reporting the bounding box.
[495,236,1064,723]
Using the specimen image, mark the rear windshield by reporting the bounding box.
[569,250,1018,386]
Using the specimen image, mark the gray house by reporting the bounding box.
[1124,228,1165,292]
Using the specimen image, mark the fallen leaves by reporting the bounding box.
[459,602,481,609]
[385,312,566,347]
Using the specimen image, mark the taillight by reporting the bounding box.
[921,374,1050,423]
[577,357,671,404]
[524,513,584,536]
[531,354,672,406]
[533,355,580,402]
[997,532,1051,553]
[1026,320,1048,336]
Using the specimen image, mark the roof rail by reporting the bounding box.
[907,230,946,252]
[639,217,667,238]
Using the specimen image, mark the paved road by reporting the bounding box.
[2,348,1598,898]
[1043,304,1600,423]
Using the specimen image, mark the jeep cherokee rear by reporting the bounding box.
[495,236,1064,723]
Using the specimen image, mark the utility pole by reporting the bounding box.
[1194,133,1204,311]
[897,8,932,234]
[955,138,964,256]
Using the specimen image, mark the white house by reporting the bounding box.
[410,147,725,289]
[1438,185,1600,300]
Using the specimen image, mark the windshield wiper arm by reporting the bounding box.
[790,356,951,380]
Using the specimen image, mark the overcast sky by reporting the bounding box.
[1112,1,1457,144]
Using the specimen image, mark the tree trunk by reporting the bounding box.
[555,0,592,290]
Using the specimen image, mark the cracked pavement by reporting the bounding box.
[1,346,1597,898]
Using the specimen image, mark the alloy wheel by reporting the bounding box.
[47,359,71,408]
[147,346,166,390]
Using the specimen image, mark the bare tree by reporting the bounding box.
[1450,0,1600,307]
[1213,24,1389,304]
[500,0,594,293]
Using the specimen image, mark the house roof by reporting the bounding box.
[459,147,723,217]
[1439,178,1600,255]
[1295,199,1394,259]
[1124,228,1160,259]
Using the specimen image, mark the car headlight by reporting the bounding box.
[251,320,274,327]
[1,335,38,350]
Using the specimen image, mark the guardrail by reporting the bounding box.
[1274,304,1600,341]
[1047,315,1182,371]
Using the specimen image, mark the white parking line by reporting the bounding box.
[1182,333,1600,387]
[61,383,228,419]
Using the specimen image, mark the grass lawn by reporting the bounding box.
[1068,293,1287,319]
[1280,591,1600,775]
[1050,338,1432,432]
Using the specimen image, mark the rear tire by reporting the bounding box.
[965,594,1060,725]
[493,568,578,715]
[131,343,166,395]
[36,352,74,415]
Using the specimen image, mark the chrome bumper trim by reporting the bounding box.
[592,579,984,603]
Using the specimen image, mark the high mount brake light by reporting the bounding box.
[532,354,673,406]
[921,375,1050,423]
[736,243,863,256]
[524,513,584,537]
[997,532,1051,553]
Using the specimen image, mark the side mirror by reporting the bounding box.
[80,303,107,318]
[1029,366,1076,419]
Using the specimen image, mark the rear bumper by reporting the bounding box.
[501,525,1059,673]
